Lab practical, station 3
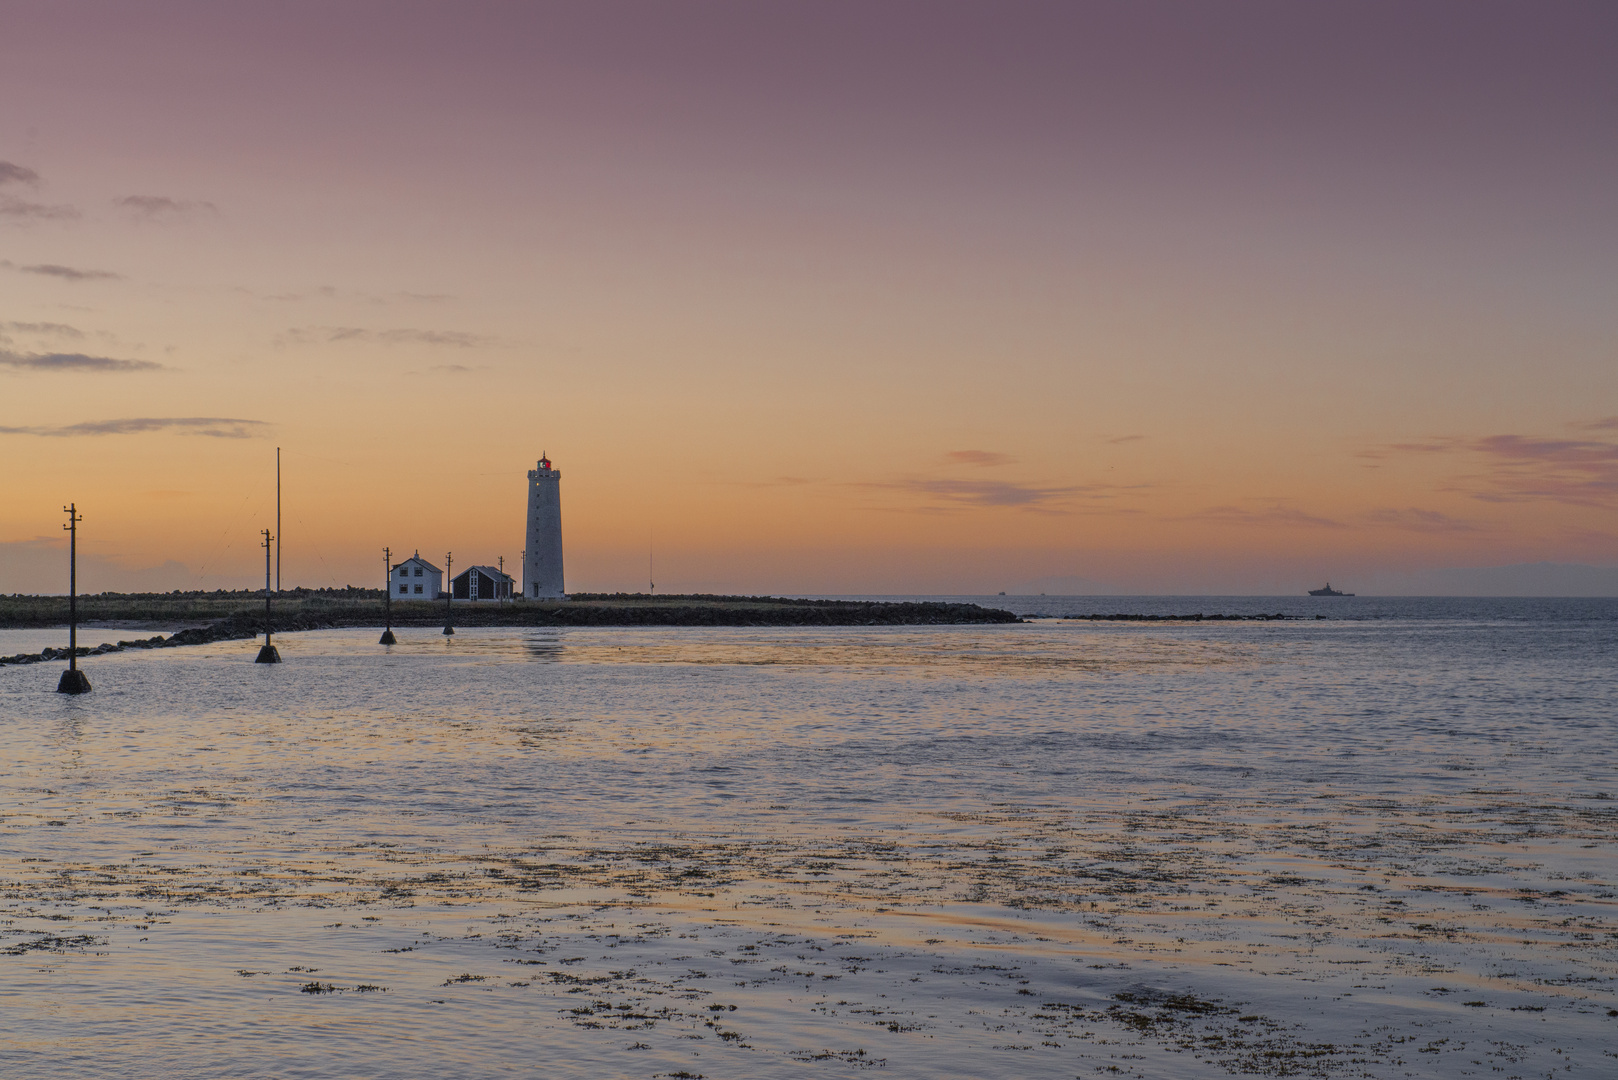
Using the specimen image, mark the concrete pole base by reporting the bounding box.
[255,644,282,664]
[442,625,455,635]
[57,669,92,694]
[379,629,397,645]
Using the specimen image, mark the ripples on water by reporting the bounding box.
[2,600,1615,1078]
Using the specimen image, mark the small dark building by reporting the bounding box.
[451,565,514,601]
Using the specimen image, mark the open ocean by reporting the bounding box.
[1,597,1614,1079]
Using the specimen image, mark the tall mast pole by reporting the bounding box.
[56,503,91,694]
[498,555,504,605]
[276,447,281,594]
[379,546,396,645]
[442,552,454,635]
[255,529,281,663]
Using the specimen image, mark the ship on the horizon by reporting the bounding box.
[1308,583,1354,596]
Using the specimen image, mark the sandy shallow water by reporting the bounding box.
[2,610,1614,1078]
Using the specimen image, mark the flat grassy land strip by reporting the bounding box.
[1,590,1018,635]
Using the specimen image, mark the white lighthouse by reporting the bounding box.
[524,454,565,598]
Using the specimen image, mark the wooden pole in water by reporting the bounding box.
[56,503,91,694]
[256,529,281,663]
[379,546,396,645]
[443,552,454,635]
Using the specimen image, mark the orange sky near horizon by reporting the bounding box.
[3,3,1615,595]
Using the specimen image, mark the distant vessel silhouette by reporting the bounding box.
[1308,583,1354,596]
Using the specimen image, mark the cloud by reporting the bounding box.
[0,196,79,221]
[945,450,1014,467]
[0,350,162,373]
[2,321,84,338]
[114,195,217,217]
[0,161,39,186]
[863,477,1087,509]
[1474,434,1618,467]
[1363,507,1480,533]
[252,286,454,305]
[0,417,264,438]
[0,162,76,218]
[284,326,493,348]
[1466,434,1618,506]
[1574,416,1618,431]
[14,262,123,282]
[1190,504,1346,528]
[1108,435,1145,444]
[913,479,1075,507]
[427,362,474,373]
[375,328,488,347]
[1363,430,1618,507]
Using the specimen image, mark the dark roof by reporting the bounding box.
[453,565,514,583]
[394,555,442,574]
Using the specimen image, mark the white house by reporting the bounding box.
[392,552,443,599]
[451,565,514,601]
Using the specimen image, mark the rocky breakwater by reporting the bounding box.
[0,612,337,667]
[0,598,1020,666]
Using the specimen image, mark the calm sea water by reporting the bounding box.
[2,598,1614,1079]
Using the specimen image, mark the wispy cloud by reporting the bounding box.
[1363,507,1480,533]
[0,162,76,220]
[945,450,1014,467]
[862,477,1091,510]
[1363,429,1618,507]
[373,328,488,347]
[114,195,217,217]
[1468,434,1618,505]
[914,479,1076,507]
[0,417,264,438]
[283,326,493,348]
[2,321,84,338]
[1190,504,1346,529]
[7,261,122,282]
[1358,437,1463,460]
[0,350,162,373]
[1108,434,1146,444]
[0,161,39,186]
[253,286,455,305]
[0,196,79,221]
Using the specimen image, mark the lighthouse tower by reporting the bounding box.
[524,455,565,598]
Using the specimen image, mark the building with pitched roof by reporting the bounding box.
[451,565,514,601]
[391,552,443,599]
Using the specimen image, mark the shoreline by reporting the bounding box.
[0,592,1020,666]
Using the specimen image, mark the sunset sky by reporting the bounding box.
[3,1,1616,595]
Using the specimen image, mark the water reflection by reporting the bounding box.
[0,618,1613,1079]
[523,631,564,662]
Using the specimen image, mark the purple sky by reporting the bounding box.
[2,2,1616,592]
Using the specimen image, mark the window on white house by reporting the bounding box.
[399,585,407,594]
[415,567,422,576]
[414,584,423,594]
